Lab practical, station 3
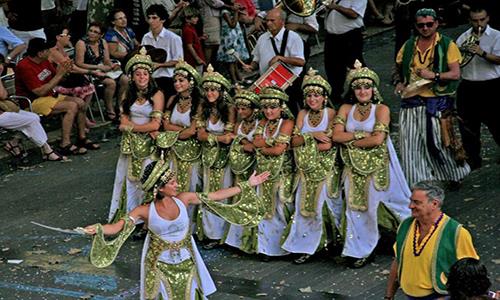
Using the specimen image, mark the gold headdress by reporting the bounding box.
[345,59,383,103]
[141,160,175,192]
[174,60,202,85]
[201,64,232,91]
[125,47,154,74]
[234,86,260,108]
[259,86,289,107]
[301,68,332,96]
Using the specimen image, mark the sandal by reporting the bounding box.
[59,144,87,156]
[77,138,100,150]
[43,150,67,161]
[3,140,27,159]
[293,254,311,264]
[202,240,220,250]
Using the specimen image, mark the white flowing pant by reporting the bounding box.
[0,110,47,147]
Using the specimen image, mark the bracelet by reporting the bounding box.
[434,72,440,82]
[354,131,365,140]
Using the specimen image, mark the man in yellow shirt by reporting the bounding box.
[393,8,470,187]
[384,181,479,300]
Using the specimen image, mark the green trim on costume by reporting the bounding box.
[120,131,155,181]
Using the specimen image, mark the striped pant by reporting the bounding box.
[399,106,470,186]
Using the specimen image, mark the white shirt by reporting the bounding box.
[325,0,367,35]
[252,27,304,76]
[141,27,184,78]
[457,25,500,81]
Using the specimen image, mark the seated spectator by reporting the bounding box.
[447,258,500,300]
[75,22,128,122]
[104,9,139,66]
[182,7,206,74]
[0,26,26,65]
[15,38,99,156]
[0,54,66,161]
[48,26,97,129]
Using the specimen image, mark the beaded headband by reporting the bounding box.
[174,60,201,85]
[301,68,332,96]
[259,86,289,104]
[346,60,384,103]
[142,160,175,192]
[125,47,154,74]
[234,88,260,108]
[201,64,232,91]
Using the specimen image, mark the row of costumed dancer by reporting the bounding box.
[84,48,413,299]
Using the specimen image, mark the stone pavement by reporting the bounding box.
[0,24,499,300]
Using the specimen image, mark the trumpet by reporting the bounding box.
[459,25,482,68]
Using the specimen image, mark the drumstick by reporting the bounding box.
[226,48,246,66]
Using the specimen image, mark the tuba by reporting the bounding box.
[459,26,482,68]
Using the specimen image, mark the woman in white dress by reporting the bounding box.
[252,86,295,259]
[332,60,411,268]
[195,65,235,248]
[108,47,164,222]
[85,160,270,300]
[282,68,343,264]
[224,88,261,252]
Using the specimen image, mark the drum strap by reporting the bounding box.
[270,29,289,56]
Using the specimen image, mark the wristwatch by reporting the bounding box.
[434,72,440,82]
[481,51,488,58]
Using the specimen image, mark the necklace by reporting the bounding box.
[308,109,323,128]
[266,119,279,136]
[356,103,372,118]
[177,95,192,113]
[241,115,256,134]
[412,36,436,70]
[413,212,444,256]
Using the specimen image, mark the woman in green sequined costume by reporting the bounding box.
[224,88,262,252]
[332,60,411,268]
[108,47,164,222]
[85,160,270,300]
[158,61,202,194]
[281,68,342,264]
[195,65,236,247]
[252,86,295,257]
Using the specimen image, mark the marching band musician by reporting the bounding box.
[456,5,500,171]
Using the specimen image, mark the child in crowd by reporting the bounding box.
[216,0,249,84]
[182,8,206,74]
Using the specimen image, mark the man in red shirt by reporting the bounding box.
[15,38,98,155]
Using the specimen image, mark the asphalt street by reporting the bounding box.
[0,24,499,299]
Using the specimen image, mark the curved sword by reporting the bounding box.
[31,221,88,236]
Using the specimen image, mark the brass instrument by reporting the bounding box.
[459,26,482,68]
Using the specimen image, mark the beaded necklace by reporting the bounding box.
[308,109,323,128]
[413,212,444,256]
[240,114,256,135]
[266,119,280,137]
[356,102,372,119]
[412,35,436,71]
[177,95,192,113]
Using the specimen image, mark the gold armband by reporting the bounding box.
[150,110,163,120]
[224,122,235,132]
[207,133,218,146]
[163,111,171,122]
[255,124,264,136]
[325,128,333,137]
[265,138,275,147]
[373,122,389,134]
[292,126,301,136]
[275,133,291,145]
[196,119,207,128]
[333,115,346,126]
[354,131,365,140]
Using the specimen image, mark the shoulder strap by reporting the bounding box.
[270,29,289,56]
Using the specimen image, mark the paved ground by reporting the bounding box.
[0,24,499,299]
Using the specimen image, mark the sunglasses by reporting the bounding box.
[416,21,435,29]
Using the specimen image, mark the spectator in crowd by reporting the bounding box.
[104,9,140,66]
[4,0,46,46]
[217,0,249,83]
[447,258,500,300]
[0,26,25,65]
[393,8,470,186]
[199,0,226,65]
[456,5,500,171]
[182,7,206,74]
[243,8,304,115]
[324,0,367,107]
[41,0,61,30]
[75,22,128,122]
[15,38,98,156]
[385,181,479,300]
[0,54,66,161]
[141,4,183,100]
